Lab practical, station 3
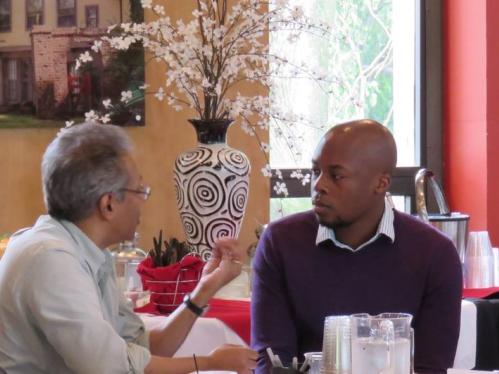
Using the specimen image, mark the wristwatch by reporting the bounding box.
[183,294,207,316]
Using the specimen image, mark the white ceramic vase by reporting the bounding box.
[174,119,250,261]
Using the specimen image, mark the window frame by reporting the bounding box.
[57,0,76,28]
[0,0,11,33]
[270,0,443,214]
[85,5,98,28]
[26,0,44,30]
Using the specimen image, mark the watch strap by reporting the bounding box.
[183,294,206,316]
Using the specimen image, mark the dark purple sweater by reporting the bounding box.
[251,210,462,374]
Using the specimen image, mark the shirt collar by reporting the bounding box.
[46,215,109,276]
[315,198,395,251]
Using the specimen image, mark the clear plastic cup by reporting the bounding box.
[465,231,494,288]
[321,315,351,374]
[304,352,322,374]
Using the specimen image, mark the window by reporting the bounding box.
[26,0,44,29]
[0,0,11,32]
[6,59,17,103]
[269,0,442,219]
[85,5,98,28]
[57,0,76,27]
[19,59,33,102]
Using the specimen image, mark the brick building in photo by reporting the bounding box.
[0,0,131,118]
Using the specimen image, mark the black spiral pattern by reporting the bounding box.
[173,172,185,210]
[205,218,237,248]
[197,244,213,262]
[187,170,226,217]
[228,180,249,219]
[180,213,203,245]
[218,148,250,176]
[175,147,212,174]
[175,139,250,260]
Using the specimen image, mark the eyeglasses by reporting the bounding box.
[119,185,151,201]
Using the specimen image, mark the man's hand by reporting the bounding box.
[203,344,258,374]
[145,345,258,374]
[200,238,247,291]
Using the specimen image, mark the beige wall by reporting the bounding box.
[0,0,128,49]
[0,1,270,251]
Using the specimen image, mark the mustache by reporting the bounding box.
[312,195,327,207]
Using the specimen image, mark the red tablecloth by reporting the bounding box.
[204,299,250,344]
[463,287,499,299]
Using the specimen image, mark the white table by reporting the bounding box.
[141,314,245,373]
[141,299,477,371]
[454,300,477,369]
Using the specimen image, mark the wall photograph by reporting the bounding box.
[0,0,144,128]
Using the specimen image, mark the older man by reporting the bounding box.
[251,119,462,374]
[0,122,257,373]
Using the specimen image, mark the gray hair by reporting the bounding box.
[42,122,133,222]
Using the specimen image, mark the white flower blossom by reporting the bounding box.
[79,51,93,63]
[84,110,99,122]
[91,41,102,52]
[273,182,289,197]
[154,87,165,101]
[135,115,142,121]
[65,120,74,128]
[107,24,117,33]
[201,78,212,89]
[120,90,133,103]
[301,174,311,186]
[102,99,112,109]
[261,165,272,177]
[100,114,111,124]
[153,5,165,15]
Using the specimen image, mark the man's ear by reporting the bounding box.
[98,193,115,220]
[375,173,391,194]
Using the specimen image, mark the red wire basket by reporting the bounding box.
[137,254,204,314]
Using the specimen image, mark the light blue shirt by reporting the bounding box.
[0,215,151,373]
[316,198,395,251]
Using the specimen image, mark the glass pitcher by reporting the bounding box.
[351,313,413,374]
[112,232,147,293]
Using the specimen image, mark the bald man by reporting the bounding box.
[251,120,462,374]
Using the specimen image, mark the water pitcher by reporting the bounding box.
[351,313,413,374]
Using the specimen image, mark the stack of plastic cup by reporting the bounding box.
[321,315,351,374]
[464,231,494,288]
[492,247,499,286]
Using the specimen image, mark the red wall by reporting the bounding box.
[485,0,499,244]
[444,0,499,245]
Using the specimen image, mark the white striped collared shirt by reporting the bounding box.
[315,198,395,252]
